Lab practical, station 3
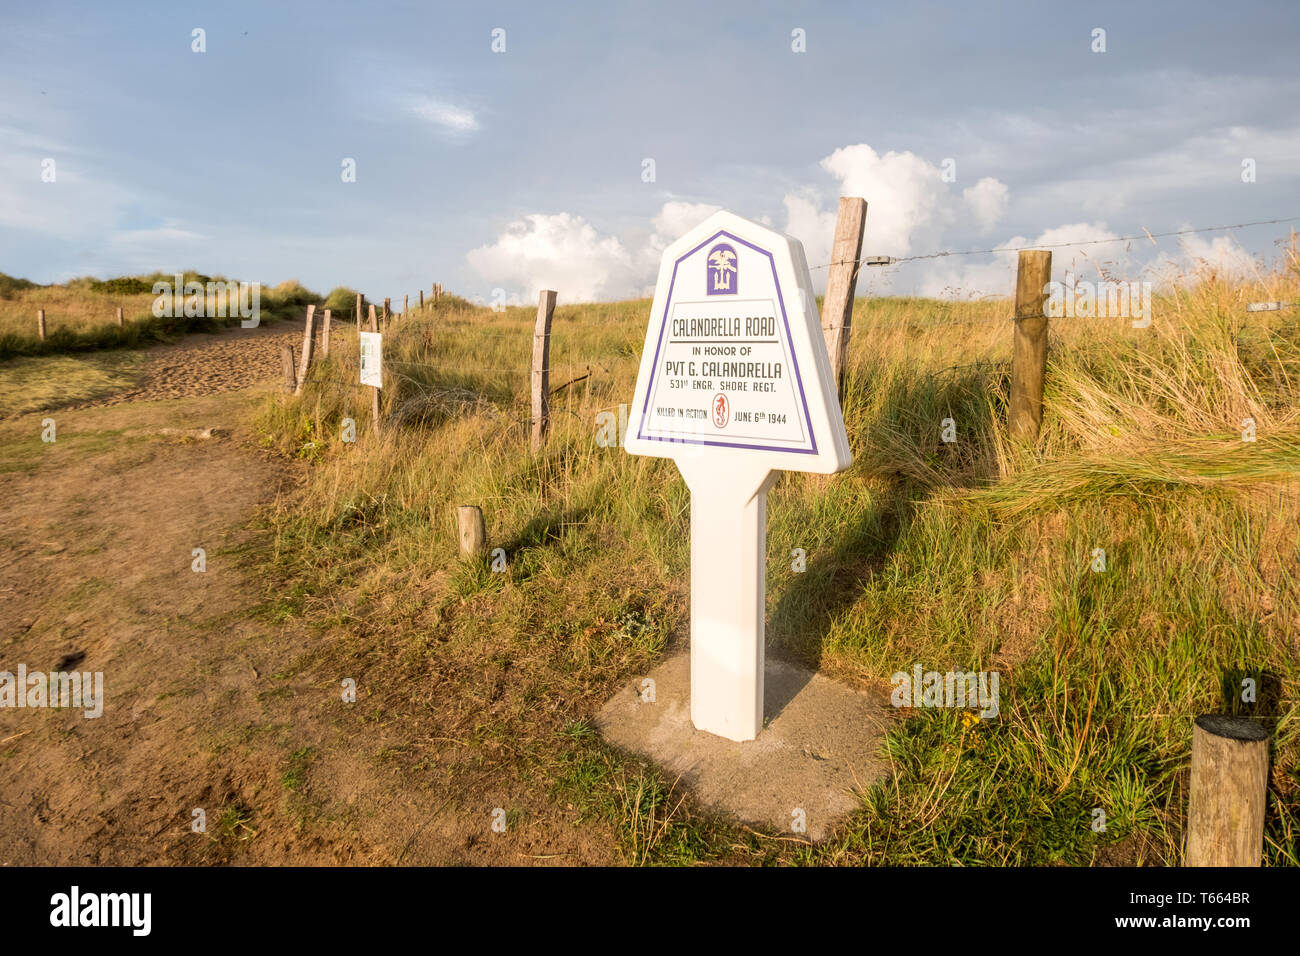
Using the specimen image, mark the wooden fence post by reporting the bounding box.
[321,308,331,358]
[115,307,124,328]
[1187,714,1269,866]
[821,197,868,403]
[419,289,424,311]
[294,305,316,395]
[355,292,362,337]
[37,309,46,341]
[368,304,381,434]
[403,294,408,318]
[280,344,297,392]
[531,289,557,451]
[457,506,487,559]
[1009,250,1053,441]
[382,298,390,331]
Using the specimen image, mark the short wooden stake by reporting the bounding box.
[382,298,390,331]
[115,307,124,328]
[37,309,46,341]
[1009,250,1052,441]
[457,505,486,558]
[531,289,557,451]
[280,344,297,392]
[1187,714,1269,866]
[320,308,331,358]
[403,294,408,318]
[294,304,316,395]
[419,289,424,311]
[821,196,868,403]
[355,292,362,342]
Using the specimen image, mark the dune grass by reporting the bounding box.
[0,271,359,358]
[251,257,1300,866]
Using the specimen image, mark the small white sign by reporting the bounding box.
[624,210,851,742]
[359,332,382,388]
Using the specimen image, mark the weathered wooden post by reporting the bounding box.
[382,298,390,331]
[280,344,297,392]
[37,309,46,341]
[531,289,557,451]
[402,294,408,319]
[355,292,362,343]
[115,307,124,328]
[294,305,316,395]
[821,197,868,403]
[419,289,424,311]
[1187,714,1270,866]
[457,505,486,558]
[1009,250,1052,441]
[320,308,331,357]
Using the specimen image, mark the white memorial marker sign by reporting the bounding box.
[359,331,383,388]
[624,210,851,741]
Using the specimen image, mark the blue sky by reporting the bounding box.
[2,0,1298,303]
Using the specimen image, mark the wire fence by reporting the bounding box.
[806,214,1300,271]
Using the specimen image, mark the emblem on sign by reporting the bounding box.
[712,393,729,428]
[706,243,737,295]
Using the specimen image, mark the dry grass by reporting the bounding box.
[250,249,1300,865]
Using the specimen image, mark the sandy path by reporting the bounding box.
[72,322,305,409]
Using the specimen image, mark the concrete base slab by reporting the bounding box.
[594,652,892,842]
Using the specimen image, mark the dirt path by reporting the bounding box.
[0,329,613,865]
[69,321,304,409]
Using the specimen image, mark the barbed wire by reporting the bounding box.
[808,214,1300,271]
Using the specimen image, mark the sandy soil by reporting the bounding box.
[0,327,615,865]
[68,322,303,409]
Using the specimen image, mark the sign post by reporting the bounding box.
[624,211,852,741]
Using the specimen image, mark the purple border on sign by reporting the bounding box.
[635,229,818,455]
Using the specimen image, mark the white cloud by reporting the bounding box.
[408,95,480,136]
[649,200,720,253]
[779,143,1010,293]
[468,201,736,303]
[465,212,641,303]
[818,144,958,259]
[781,189,837,277]
[1156,232,1261,285]
[963,177,1009,233]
